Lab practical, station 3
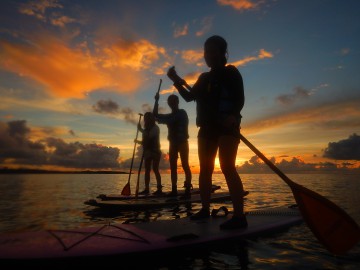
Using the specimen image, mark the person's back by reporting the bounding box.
[159,110,189,144]
[153,94,192,196]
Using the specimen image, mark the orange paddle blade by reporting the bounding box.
[290,183,360,255]
[239,134,360,255]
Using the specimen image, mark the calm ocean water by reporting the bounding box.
[0,173,359,269]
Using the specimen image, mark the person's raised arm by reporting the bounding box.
[153,92,160,117]
[167,66,194,102]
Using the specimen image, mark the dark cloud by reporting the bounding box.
[0,120,48,165]
[92,99,139,124]
[237,155,359,173]
[119,145,169,171]
[0,120,120,169]
[120,107,138,125]
[141,103,153,113]
[276,86,312,105]
[69,129,76,136]
[93,99,119,114]
[46,137,120,168]
[323,133,360,160]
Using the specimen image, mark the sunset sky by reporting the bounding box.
[1,0,359,173]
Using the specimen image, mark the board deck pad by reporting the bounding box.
[0,206,302,261]
[84,191,249,210]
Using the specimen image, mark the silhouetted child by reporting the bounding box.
[136,112,162,195]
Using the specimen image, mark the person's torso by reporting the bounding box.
[194,65,243,129]
[166,109,189,143]
[142,125,161,152]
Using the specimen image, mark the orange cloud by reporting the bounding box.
[173,23,189,38]
[195,17,213,37]
[181,49,203,64]
[217,0,261,10]
[102,39,166,71]
[230,49,273,67]
[19,0,63,21]
[0,38,108,98]
[0,35,167,99]
[244,99,360,134]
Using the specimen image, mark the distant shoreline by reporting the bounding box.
[0,168,128,174]
[1,168,359,175]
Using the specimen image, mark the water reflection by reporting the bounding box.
[0,173,359,269]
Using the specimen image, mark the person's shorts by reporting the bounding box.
[144,150,162,160]
[198,125,240,141]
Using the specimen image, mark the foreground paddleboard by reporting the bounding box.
[84,191,248,210]
[97,185,221,201]
[0,206,302,263]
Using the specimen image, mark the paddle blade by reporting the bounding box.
[239,134,360,255]
[290,183,360,255]
[121,183,131,196]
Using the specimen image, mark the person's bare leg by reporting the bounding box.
[143,158,152,192]
[218,135,244,217]
[179,141,192,191]
[169,144,178,194]
[152,155,162,189]
[198,137,217,210]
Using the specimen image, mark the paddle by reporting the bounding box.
[120,113,143,196]
[135,79,163,198]
[239,134,360,255]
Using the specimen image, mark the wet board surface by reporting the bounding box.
[97,185,221,201]
[0,206,302,262]
[84,191,248,210]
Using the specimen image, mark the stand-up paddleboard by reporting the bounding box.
[98,184,221,201]
[0,206,302,265]
[85,191,249,211]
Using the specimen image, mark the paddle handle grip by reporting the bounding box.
[157,79,162,94]
[167,66,192,91]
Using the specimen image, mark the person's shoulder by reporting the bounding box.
[198,71,210,80]
[225,64,240,73]
[179,108,188,115]
[225,65,242,78]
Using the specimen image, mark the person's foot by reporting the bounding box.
[220,215,248,230]
[167,190,178,197]
[190,208,210,220]
[139,189,149,195]
[179,192,191,199]
[183,181,193,190]
[152,189,163,196]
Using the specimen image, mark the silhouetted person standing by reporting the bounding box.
[153,93,192,197]
[136,112,163,195]
[167,35,247,229]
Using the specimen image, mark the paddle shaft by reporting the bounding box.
[157,78,162,94]
[127,113,143,184]
[239,134,294,187]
